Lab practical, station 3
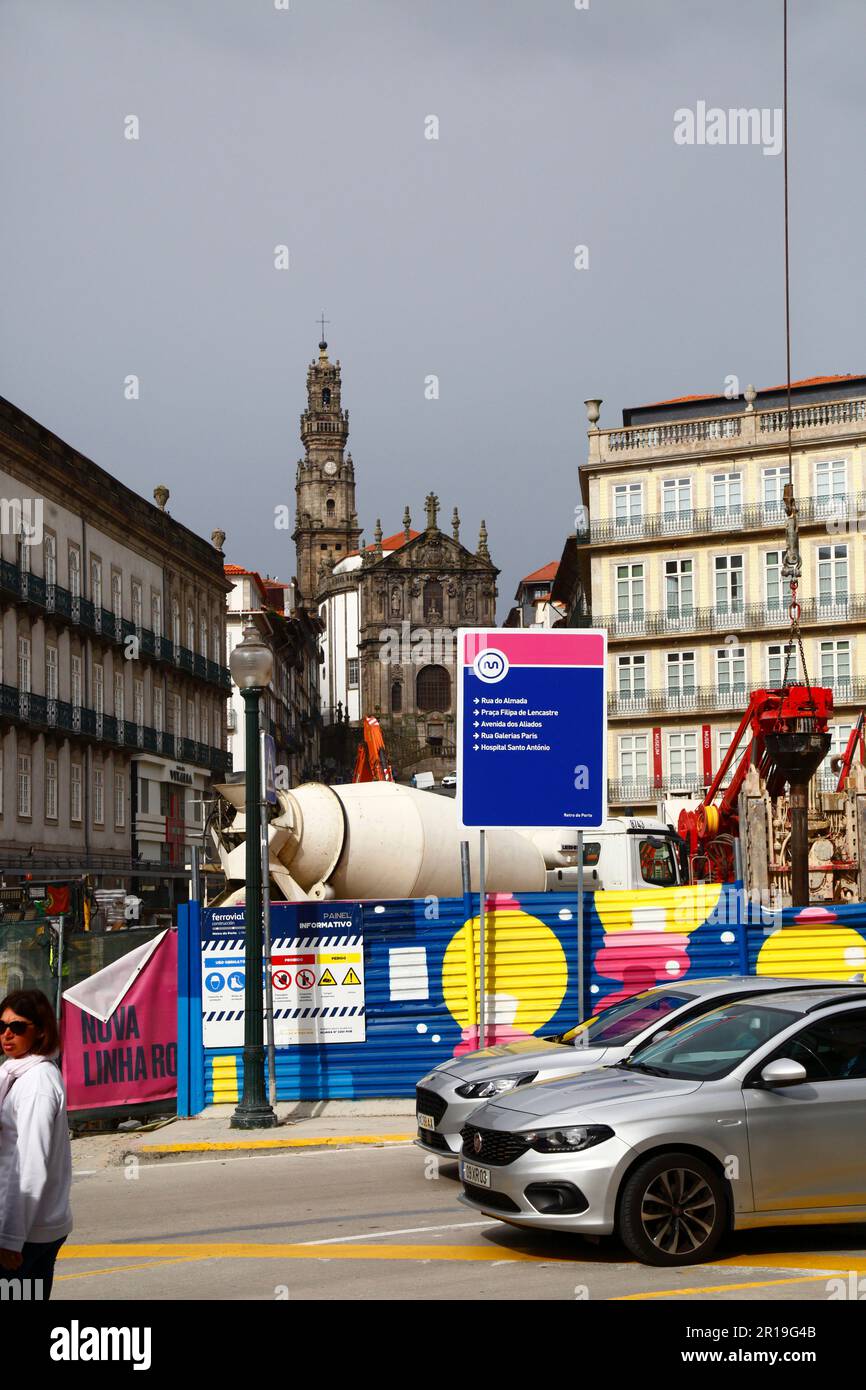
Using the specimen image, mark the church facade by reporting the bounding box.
[292,336,498,779]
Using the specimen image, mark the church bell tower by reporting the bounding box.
[293,329,363,605]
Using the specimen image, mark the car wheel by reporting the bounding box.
[618,1152,727,1266]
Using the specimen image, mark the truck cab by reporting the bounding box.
[537,817,685,892]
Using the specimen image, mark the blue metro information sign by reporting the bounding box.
[457,628,607,829]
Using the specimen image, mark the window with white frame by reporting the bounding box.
[71,654,82,709]
[115,772,126,828]
[666,650,696,697]
[17,529,29,575]
[44,534,57,586]
[714,554,744,612]
[94,663,104,715]
[665,558,693,617]
[114,672,124,723]
[152,593,162,639]
[762,467,788,509]
[619,733,649,783]
[112,573,122,623]
[613,482,643,526]
[668,730,698,785]
[716,728,736,787]
[662,477,692,524]
[616,563,644,619]
[187,698,195,739]
[46,645,58,700]
[134,679,144,728]
[712,472,742,515]
[347,657,359,688]
[200,617,208,659]
[172,600,180,647]
[91,558,102,609]
[17,635,31,693]
[817,544,848,606]
[70,763,82,822]
[45,756,58,821]
[716,644,746,693]
[132,582,143,630]
[154,687,164,734]
[93,767,104,825]
[186,605,195,651]
[815,459,847,502]
[68,547,81,598]
[767,641,798,686]
[764,550,783,611]
[819,639,851,688]
[17,753,31,817]
[617,654,646,700]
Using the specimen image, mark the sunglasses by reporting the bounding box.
[0,1020,32,1036]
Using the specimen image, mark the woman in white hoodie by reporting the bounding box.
[0,989,73,1299]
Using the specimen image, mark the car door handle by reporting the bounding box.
[716,1119,743,1127]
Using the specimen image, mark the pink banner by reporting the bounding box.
[61,932,178,1111]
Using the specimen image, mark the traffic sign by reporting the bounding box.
[296,968,316,990]
[457,628,607,829]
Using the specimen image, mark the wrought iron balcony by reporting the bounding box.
[607,777,708,803]
[593,596,864,641]
[575,490,866,546]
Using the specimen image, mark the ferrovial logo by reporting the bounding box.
[674,102,783,157]
[472,648,509,684]
[50,1321,152,1371]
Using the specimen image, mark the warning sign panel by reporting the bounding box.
[202,934,366,1046]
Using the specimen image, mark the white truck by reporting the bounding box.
[536,817,685,892]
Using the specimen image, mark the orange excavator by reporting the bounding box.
[352,716,394,783]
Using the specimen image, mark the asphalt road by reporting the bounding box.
[57,1144,866,1302]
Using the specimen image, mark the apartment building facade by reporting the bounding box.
[0,396,231,915]
[577,375,866,812]
[225,566,323,787]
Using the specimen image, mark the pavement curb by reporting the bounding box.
[129,1133,415,1159]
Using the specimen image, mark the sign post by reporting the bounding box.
[458,629,607,1029]
[260,732,277,1106]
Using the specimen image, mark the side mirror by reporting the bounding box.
[759,1058,808,1088]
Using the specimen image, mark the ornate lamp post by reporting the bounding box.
[229,624,278,1129]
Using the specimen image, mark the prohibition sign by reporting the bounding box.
[296,968,316,990]
[273,969,292,990]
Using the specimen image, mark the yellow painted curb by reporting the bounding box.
[135,1134,415,1154]
[58,1241,561,1263]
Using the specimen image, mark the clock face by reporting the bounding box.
[323,460,337,476]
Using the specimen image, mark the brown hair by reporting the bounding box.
[0,989,60,1055]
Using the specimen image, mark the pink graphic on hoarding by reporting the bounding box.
[61,930,178,1111]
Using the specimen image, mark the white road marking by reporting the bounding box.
[303,1219,495,1246]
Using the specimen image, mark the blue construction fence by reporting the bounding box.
[175,886,866,1112]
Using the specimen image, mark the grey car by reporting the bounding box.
[457,986,866,1265]
[414,976,855,1157]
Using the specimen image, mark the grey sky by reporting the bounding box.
[2,0,864,610]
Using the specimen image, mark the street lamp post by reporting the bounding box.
[230,624,278,1130]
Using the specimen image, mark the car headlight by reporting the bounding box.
[454,1071,538,1100]
[526,1125,614,1153]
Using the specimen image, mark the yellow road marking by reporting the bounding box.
[59,1241,567,1264]
[57,1256,208,1282]
[617,1274,835,1299]
[136,1135,414,1154]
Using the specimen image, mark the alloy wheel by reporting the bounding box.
[639,1166,717,1255]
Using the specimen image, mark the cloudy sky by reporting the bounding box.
[2,0,864,610]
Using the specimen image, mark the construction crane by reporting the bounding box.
[352,716,394,783]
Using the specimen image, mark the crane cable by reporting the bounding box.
[779,0,813,700]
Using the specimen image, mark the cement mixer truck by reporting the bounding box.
[205,779,684,905]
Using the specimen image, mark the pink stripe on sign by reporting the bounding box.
[463,631,604,666]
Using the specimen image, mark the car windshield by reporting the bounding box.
[559,991,694,1048]
[620,1001,802,1080]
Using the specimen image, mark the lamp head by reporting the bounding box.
[230,624,273,690]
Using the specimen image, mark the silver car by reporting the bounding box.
[457,986,866,1265]
[414,976,853,1157]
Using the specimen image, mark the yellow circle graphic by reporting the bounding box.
[442,908,568,1031]
[757,926,866,981]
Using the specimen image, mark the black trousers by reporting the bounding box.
[3,1236,67,1300]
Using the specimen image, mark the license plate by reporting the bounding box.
[417,1113,435,1131]
[462,1162,491,1188]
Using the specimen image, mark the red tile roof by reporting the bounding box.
[224,564,268,601]
[521,562,559,585]
[344,529,421,559]
[643,374,864,409]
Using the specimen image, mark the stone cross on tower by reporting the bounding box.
[425,492,440,531]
